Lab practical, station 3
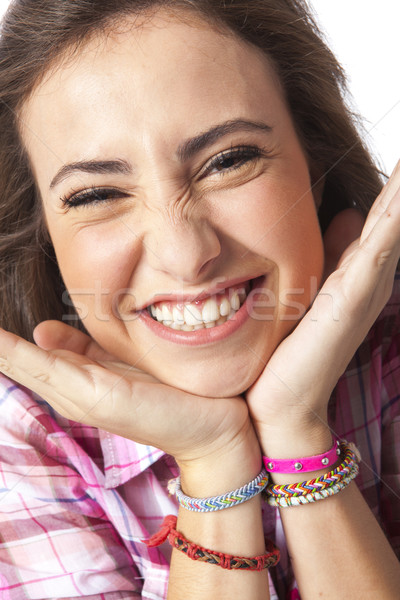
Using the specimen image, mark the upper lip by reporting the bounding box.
[134,274,263,312]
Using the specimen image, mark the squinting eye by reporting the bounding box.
[61,187,129,209]
[202,145,264,178]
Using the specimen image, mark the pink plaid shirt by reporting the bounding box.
[0,274,399,599]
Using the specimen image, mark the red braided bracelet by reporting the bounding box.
[144,514,280,571]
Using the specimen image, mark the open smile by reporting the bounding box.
[139,276,265,346]
[147,282,250,331]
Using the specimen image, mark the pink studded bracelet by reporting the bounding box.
[263,438,341,474]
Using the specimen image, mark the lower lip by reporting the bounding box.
[138,277,264,346]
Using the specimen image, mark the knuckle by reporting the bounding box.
[0,357,13,376]
[29,352,58,384]
[377,250,391,267]
[30,369,51,384]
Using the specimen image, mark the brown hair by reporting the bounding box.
[0,0,383,341]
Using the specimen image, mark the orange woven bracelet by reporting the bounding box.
[144,514,280,570]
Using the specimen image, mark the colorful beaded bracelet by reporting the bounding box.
[265,441,361,507]
[168,468,269,512]
[144,514,280,570]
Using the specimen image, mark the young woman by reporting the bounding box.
[0,1,399,598]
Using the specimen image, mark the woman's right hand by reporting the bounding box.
[0,322,268,600]
[0,320,257,470]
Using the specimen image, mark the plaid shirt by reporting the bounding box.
[0,274,399,600]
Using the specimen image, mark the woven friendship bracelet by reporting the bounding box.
[266,442,358,498]
[144,514,280,570]
[168,468,269,512]
[265,441,361,507]
[266,464,359,507]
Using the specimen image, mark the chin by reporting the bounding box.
[154,359,265,399]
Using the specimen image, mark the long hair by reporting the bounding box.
[0,0,383,340]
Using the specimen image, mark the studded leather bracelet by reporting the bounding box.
[263,438,341,474]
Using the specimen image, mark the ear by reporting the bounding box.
[323,208,365,280]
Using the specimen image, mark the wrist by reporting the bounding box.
[259,420,335,484]
[177,421,262,498]
[258,412,331,457]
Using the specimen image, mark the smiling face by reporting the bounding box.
[21,9,324,397]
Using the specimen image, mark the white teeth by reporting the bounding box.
[149,284,250,331]
[219,297,231,316]
[230,291,240,311]
[183,304,203,325]
[202,298,220,323]
[228,309,236,321]
[238,288,247,303]
[162,305,173,322]
[172,306,184,325]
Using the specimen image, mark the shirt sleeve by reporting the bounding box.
[0,377,142,599]
[331,276,400,559]
[380,320,400,558]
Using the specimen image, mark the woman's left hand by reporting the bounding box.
[246,161,400,450]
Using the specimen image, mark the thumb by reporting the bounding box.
[33,320,114,361]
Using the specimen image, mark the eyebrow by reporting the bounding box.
[49,119,273,189]
[49,158,132,189]
[176,119,273,162]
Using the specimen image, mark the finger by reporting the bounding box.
[360,159,400,242]
[0,329,186,431]
[0,328,157,441]
[318,192,400,338]
[353,179,400,282]
[0,328,247,460]
[338,162,400,292]
[309,178,400,354]
[0,328,104,417]
[33,320,115,361]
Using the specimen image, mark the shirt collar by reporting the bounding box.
[99,429,165,489]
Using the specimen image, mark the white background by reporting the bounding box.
[311,1,399,175]
[0,0,398,173]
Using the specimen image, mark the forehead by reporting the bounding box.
[21,9,288,182]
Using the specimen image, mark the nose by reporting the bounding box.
[146,216,221,283]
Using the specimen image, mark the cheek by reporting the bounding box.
[271,200,323,265]
[48,222,140,320]
[218,175,323,268]
[217,177,324,310]
[270,198,324,330]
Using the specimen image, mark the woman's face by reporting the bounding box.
[21,10,324,397]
